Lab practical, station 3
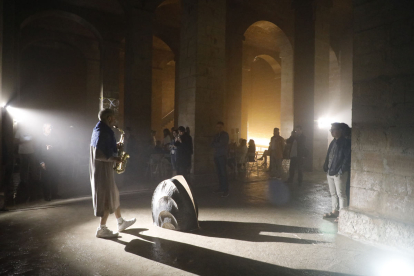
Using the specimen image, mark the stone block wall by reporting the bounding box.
[178,0,226,175]
[339,0,414,252]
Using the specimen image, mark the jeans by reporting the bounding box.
[42,164,59,199]
[288,157,303,183]
[327,171,349,211]
[170,154,177,171]
[214,155,228,192]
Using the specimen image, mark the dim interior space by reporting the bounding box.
[0,0,414,275]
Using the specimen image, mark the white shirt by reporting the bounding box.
[163,136,171,146]
[15,129,35,154]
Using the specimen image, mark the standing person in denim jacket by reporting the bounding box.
[323,123,351,222]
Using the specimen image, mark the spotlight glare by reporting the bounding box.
[317,117,333,129]
[377,258,414,276]
[5,106,26,122]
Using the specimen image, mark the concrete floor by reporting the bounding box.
[1,173,412,276]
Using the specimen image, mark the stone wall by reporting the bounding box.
[339,0,414,252]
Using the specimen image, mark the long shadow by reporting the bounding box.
[117,228,356,276]
[193,221,332,244]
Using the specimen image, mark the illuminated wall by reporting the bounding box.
[152,36,175,141]
[248,58,281,147]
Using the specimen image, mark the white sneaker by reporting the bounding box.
[96,226,119,239]
[118,218,136,232]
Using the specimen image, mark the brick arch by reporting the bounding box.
[244,20,292,52]
[20,10,104,45]
[242,20,294,139]
[255,55,281,75]
[18,11,104,126]
[240,19,293,47]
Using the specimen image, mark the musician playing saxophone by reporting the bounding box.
[90,108,136,238]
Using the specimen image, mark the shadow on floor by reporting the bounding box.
[194,221,331,244]
[117,228,355,276]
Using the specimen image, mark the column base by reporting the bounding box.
[339,207,414,253]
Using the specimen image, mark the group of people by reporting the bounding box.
[89,108,352,238]
[149,126,193,178]
[210,120,352,225]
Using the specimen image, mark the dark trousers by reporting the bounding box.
[42,165,58,199]
[288,157,303,183]
[177,159,191,179]
[214,155,228,192]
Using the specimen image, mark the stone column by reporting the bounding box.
[178,0,226,175]
[280,41,294,138]
[152,66,163,140]
[1,0,17,186]
[339,29,353,125]
[124,9,153,176]
[339,0,414,252]
[174,56,180,127]
[241,64,251,140]
[0,0,3,178]
[102,41,121,100]
[85,59,101,128]
[226,32,244,143]
[293,0,331,170]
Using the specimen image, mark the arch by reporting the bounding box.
[255,55,281,75]
[21,39,87,61]
[239,17,293,47]
[18,10,103,138]
[20,10,103,45]
[244,21,292,53]
[242,20,294,139]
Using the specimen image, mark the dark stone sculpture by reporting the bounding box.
[151,176,199,232]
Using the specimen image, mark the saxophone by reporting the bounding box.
[113,126,130,174]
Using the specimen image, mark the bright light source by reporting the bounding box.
[376,258,414,276]
[247,137,270,147]
[317,117,333,129]
[5,106,27,123]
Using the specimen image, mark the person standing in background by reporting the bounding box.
[211,122,229,197]
[269,128,285,178]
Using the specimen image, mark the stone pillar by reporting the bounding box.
[293,0,331,170]
[280,41,294,138]
[102,41,121,100]
[0,0,3,178]
[85,59,101,128]
[339,29,353,126]
[152,67,163,140]
[241,64,251,140]
[124,9,153,176]
[174,57,180,128]
[226,32,243,143]
[178,0,226,175]
[339,0,414,252]
[1,0,17,188]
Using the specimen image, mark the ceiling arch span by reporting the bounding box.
[20,10,103,44]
